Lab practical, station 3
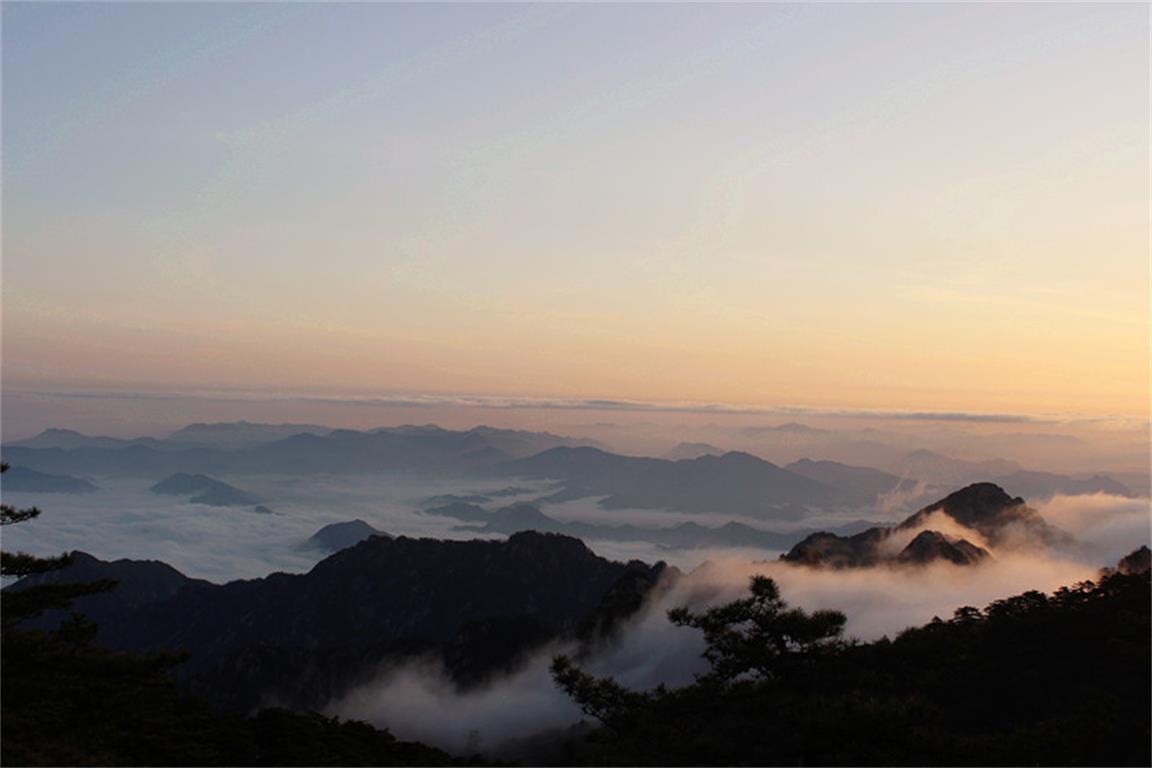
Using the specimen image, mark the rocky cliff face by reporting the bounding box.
[782,483,1061,569]
[9,531,669,711]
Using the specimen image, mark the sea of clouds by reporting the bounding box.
[4,471,1147,755]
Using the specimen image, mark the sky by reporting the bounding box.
[3,2,1149,425]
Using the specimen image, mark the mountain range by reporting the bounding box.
[2,424,1133,519]
[425,500,879,550]
[499,447,859,518]
[1,424,603,478]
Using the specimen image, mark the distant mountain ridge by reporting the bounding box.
[784,459,916,499]
[3,424,1134,515]
[662,442,726,460]
[166,421,334,447]
[2,424,604,478]
[891,450,1021,485]
[500,447,860,518]
[989,470,1131,500]
[425,501,879,550]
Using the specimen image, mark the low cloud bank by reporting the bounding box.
[1038,492,1152,565]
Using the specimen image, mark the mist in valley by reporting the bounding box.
[328,490,1148,754]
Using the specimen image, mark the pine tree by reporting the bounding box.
[1,462,115,629]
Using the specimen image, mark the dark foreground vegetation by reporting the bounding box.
[547,568,1151,766]
[1,463,454,766]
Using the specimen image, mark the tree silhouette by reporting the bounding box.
[551,574,846,730]
[667,574,845,682]
[549,569,1150,766]
[1,462,115,629]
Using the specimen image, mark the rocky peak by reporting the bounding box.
[897,482,1060,547]
[1117,545,1151,575]
[896,530,990,566]
[783,482,1056,569]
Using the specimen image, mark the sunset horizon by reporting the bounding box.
[2,3,1148,767]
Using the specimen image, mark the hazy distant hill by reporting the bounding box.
[2,424,603,478]
[10,532,668,711]
[150,473,259,507]
[740,422,826,435]
[662,442,726,460]
[989,470,1131,500]
[891,450,1021,485]
[4,428,152,451]
[165,421,334,448]
[0,465,98,494]
[304,520,391,553]
[500,447,859,518]
[784,458,917,499]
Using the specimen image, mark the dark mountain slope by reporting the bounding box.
[500,448,858,517]
[9,532,668,710]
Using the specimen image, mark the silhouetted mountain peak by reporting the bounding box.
[784,482,1056,568]
[662,442,724,460]
[305,520,391,553]
[1117,545,1151,575]
[708,450,774,467]
[39,427,87,438]
[915,482,1023,522]
[505,529,597,557]
[898,482,1061,546]
[897,530,990,566]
